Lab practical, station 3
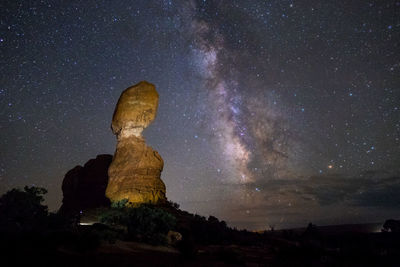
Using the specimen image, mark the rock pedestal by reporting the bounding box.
[105,81,166,204]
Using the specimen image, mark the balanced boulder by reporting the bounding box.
[106,81,166,204]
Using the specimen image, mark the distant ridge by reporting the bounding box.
[279,222,383,234]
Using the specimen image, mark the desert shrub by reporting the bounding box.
[98,199,130,226]
[125,205,176,244]
[180,214,231,245]
[99,204,176,245]
[91,223,121,243]
[98,206,128,226]
[111,198,129,209]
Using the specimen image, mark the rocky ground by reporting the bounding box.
[4,229,399,267]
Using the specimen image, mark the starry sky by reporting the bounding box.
[1,0,399,229]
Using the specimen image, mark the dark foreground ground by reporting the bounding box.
[2,225,399,267]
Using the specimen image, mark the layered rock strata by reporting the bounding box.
[105,81,166,204]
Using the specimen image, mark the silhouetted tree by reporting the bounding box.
[269,224,275,232]
[303,222,319,239]
[0,186,48,233]
[382,219,400,233]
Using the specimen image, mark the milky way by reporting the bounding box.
[191,19,253,184]
[2,0,399,229]
[189,8,293,186]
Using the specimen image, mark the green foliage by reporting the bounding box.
[0,186,48,232]
[98,207,128,226]
[99,204,176,245]
[126,205,176,244]
[91,223,121,244]
[111,198,129,209]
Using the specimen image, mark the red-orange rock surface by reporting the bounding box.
[106,81,166,204]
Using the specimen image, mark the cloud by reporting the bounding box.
[351,176,400,207]
[252,171,400,208]
[182,170,400,229]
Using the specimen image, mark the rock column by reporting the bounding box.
[105,81,166,204]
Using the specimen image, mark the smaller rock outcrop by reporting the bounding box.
[59,154,112,214]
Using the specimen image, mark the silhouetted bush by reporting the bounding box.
[98,206,129,226]
[91,223,121,244]
[110,198,129,209]
[167,200,180,209]
[99,203,176,245]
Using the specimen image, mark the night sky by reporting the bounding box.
[1,0,399,229]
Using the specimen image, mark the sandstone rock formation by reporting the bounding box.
[106,81,166,204]
[59,154,112,214]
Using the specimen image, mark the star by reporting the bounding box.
[1,0,399,230]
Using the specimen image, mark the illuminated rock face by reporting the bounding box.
[106,81,166,204]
